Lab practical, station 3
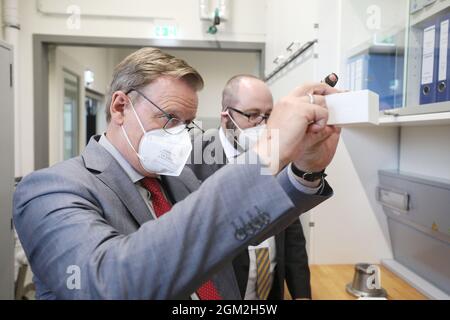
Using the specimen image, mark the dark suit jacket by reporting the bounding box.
[188,129,311,299]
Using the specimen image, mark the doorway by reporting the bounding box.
[85,90,105,145]
[37,36,264,167]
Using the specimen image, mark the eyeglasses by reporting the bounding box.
[126,89,204,135]
[227,107,270,125]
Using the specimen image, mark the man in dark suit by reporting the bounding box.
[188,75,313,300]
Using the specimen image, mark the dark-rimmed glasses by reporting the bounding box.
[126,89,204,135]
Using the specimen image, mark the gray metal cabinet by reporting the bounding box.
[0,40,14,300]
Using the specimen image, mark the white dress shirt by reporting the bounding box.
[218,128,320,300]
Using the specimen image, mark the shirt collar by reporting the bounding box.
[219,127,242,161]
[98,134,144,183]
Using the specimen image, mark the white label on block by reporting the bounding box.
[325,90,380,126]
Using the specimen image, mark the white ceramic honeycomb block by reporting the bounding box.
[325,90,380,126]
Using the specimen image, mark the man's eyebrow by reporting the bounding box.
[159,106,179,118]
[159,107,194,123]
[244,108,268,114]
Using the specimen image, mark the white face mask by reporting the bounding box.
[226,111,267,151]
[121,101,192,177]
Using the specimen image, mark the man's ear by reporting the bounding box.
[110,92,129,125]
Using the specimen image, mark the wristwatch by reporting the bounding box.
[291,164,327,182]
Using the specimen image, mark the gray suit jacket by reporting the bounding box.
[188,129,312,299]
[13,135,332,299]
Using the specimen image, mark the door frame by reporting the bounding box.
[33,34,265,170]
[48,46,86,165]
[85,88,106,144]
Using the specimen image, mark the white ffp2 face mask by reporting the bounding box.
[238,124,267,151]
[121,101,192,177]
[226,111,267,151]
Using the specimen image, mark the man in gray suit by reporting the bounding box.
[188,75,312,300]
[13,47,341,299]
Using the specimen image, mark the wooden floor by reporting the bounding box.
[285,265,428,300]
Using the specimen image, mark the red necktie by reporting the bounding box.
[140,177,222,300]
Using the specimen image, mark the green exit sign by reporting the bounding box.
[154,25,178,38]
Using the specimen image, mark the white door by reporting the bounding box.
[48,47,86,165]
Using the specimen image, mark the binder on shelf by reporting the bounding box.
[346,51,402,110]
[420,22,438,105]
[436,14,450,102]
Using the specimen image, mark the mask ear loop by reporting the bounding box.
[128,98,146,134]
[222,110,247,151]
[121,98,146,160]
[121,126,144,161]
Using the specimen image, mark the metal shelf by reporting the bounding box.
[379,101,450,126]
[410,0,450,27]
[379,111,450,126]
[264,39,317,82]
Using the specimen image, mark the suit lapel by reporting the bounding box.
[213,130,227,167]
[82,136,153,226]
[97,167,153,225]
[161,169,194,204]
[83,136,240,299]
[205,129,227,173]
[211,130,228,172]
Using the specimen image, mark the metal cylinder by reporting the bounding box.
[346,263,388,298]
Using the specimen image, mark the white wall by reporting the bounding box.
[16,0,267,176]
[265,0,319,77]
[399,126,450,181]
[58,46,113,95]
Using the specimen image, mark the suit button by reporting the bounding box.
[251,218,263,230]
[259,212,271,225]
[245,223,256,236]
[235,228,247,241]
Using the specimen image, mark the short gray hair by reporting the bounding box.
[106,47,204,122]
